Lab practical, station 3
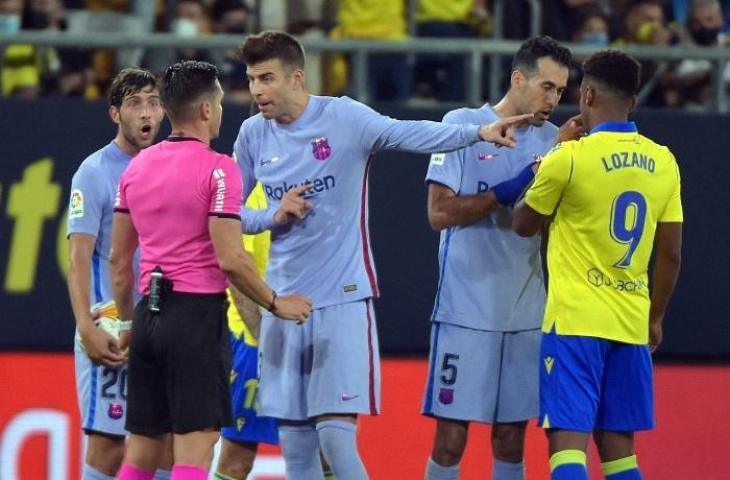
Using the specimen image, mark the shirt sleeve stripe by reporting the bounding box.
[208,212,242,220]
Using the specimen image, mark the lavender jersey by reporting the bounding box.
[235,95,481,308]
[427,105,556,331]
[67,141,138,305]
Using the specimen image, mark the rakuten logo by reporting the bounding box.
[264,175,336,200]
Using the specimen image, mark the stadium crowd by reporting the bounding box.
[1,0,730,109]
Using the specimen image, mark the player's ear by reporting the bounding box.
[511,70,523,90]
[109,105,121,125]
[292,68,305,90]
[200,99,211,121]
[628,95,638,113]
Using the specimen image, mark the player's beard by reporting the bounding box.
[121,122,155,151]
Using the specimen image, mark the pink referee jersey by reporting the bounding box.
[115,137,243,294]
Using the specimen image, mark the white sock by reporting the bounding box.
[317,420,368,480]
[425,457,459,480]
[279,424,323,479]
[82,463,115,480]
[492,459,524,480]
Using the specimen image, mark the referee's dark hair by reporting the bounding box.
[161,60,220,123]
[239,30,305,71]
[512,36,572,75]
[583,50,641,98]
[108,68,158,108]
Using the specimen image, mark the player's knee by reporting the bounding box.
[86,434,125,474]
[491,424,526,462]
[432,427,467,465]
[217,459,253,480]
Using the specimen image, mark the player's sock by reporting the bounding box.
[279,424,324,478]
[601,455,643,479]
[82,463,115,480]
[317,420,368,480]
[425,457,459,479]
[212,472,237,480]
[549,450,588,480]
[492,459,525,480]
[117,463,155,480]
[171,464,207,480]
[153,469,172,480]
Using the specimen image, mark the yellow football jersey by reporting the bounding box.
[525,123,682,344]
[227,183,271,347]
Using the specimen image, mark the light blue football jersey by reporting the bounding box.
[235,95,482,308]
[427,105,557,331]
[67,141,139,306]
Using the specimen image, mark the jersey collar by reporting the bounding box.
[589,121,638,135]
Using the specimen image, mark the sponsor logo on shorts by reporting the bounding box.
[544,356,554,374]
[236,417,246,432]
[311,137,332,161]
[343,284,358,293]
[438,387,454,405]
[341,393,359,401]
[108,403,124,420]
[69,189,84,218]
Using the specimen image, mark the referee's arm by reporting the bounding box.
[109,211,139,348]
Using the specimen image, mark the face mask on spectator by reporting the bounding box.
[690,26,720,46]
[173,18,199,37]
[0,14,21,34]
[581,32,609,46]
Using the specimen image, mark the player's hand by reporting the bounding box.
[118,330,131,355]
[79,323,126,369]
[557,114,585,143]
[274,184,313,226]
[478,113,535,147]
[272,294,312,323]
[649,316,663,353]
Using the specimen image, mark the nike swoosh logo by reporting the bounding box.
[341,394,359,401]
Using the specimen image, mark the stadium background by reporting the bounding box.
[2,0,730,478]
[1,99,729,479]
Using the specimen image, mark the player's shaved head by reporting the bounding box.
[239,30,305,72]
[161,60,220,123]
[582,50,641,99]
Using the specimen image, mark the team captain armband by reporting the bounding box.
[208,155,244,219]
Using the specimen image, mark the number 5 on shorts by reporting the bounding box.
[440,353,459,385]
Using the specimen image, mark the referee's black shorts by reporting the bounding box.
[126,291,232,435]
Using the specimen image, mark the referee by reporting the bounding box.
[110,61,311,480]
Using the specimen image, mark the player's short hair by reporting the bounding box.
[239,31,305,71]
[582,50,641,97]
[512,36,572,75]
[161,60,220,123]
[108,68,157,108]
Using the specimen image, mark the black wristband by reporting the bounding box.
[267,290,277,312]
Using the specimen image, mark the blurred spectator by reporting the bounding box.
[25,0,99,97]
[662,0,729,109]
[413,0,487,102]
[329,0,411,102]
[564,6,612,103]
[143,0,213,75]
[1,0,38,98]
[210,0,251,103]
[614,0,682,106]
